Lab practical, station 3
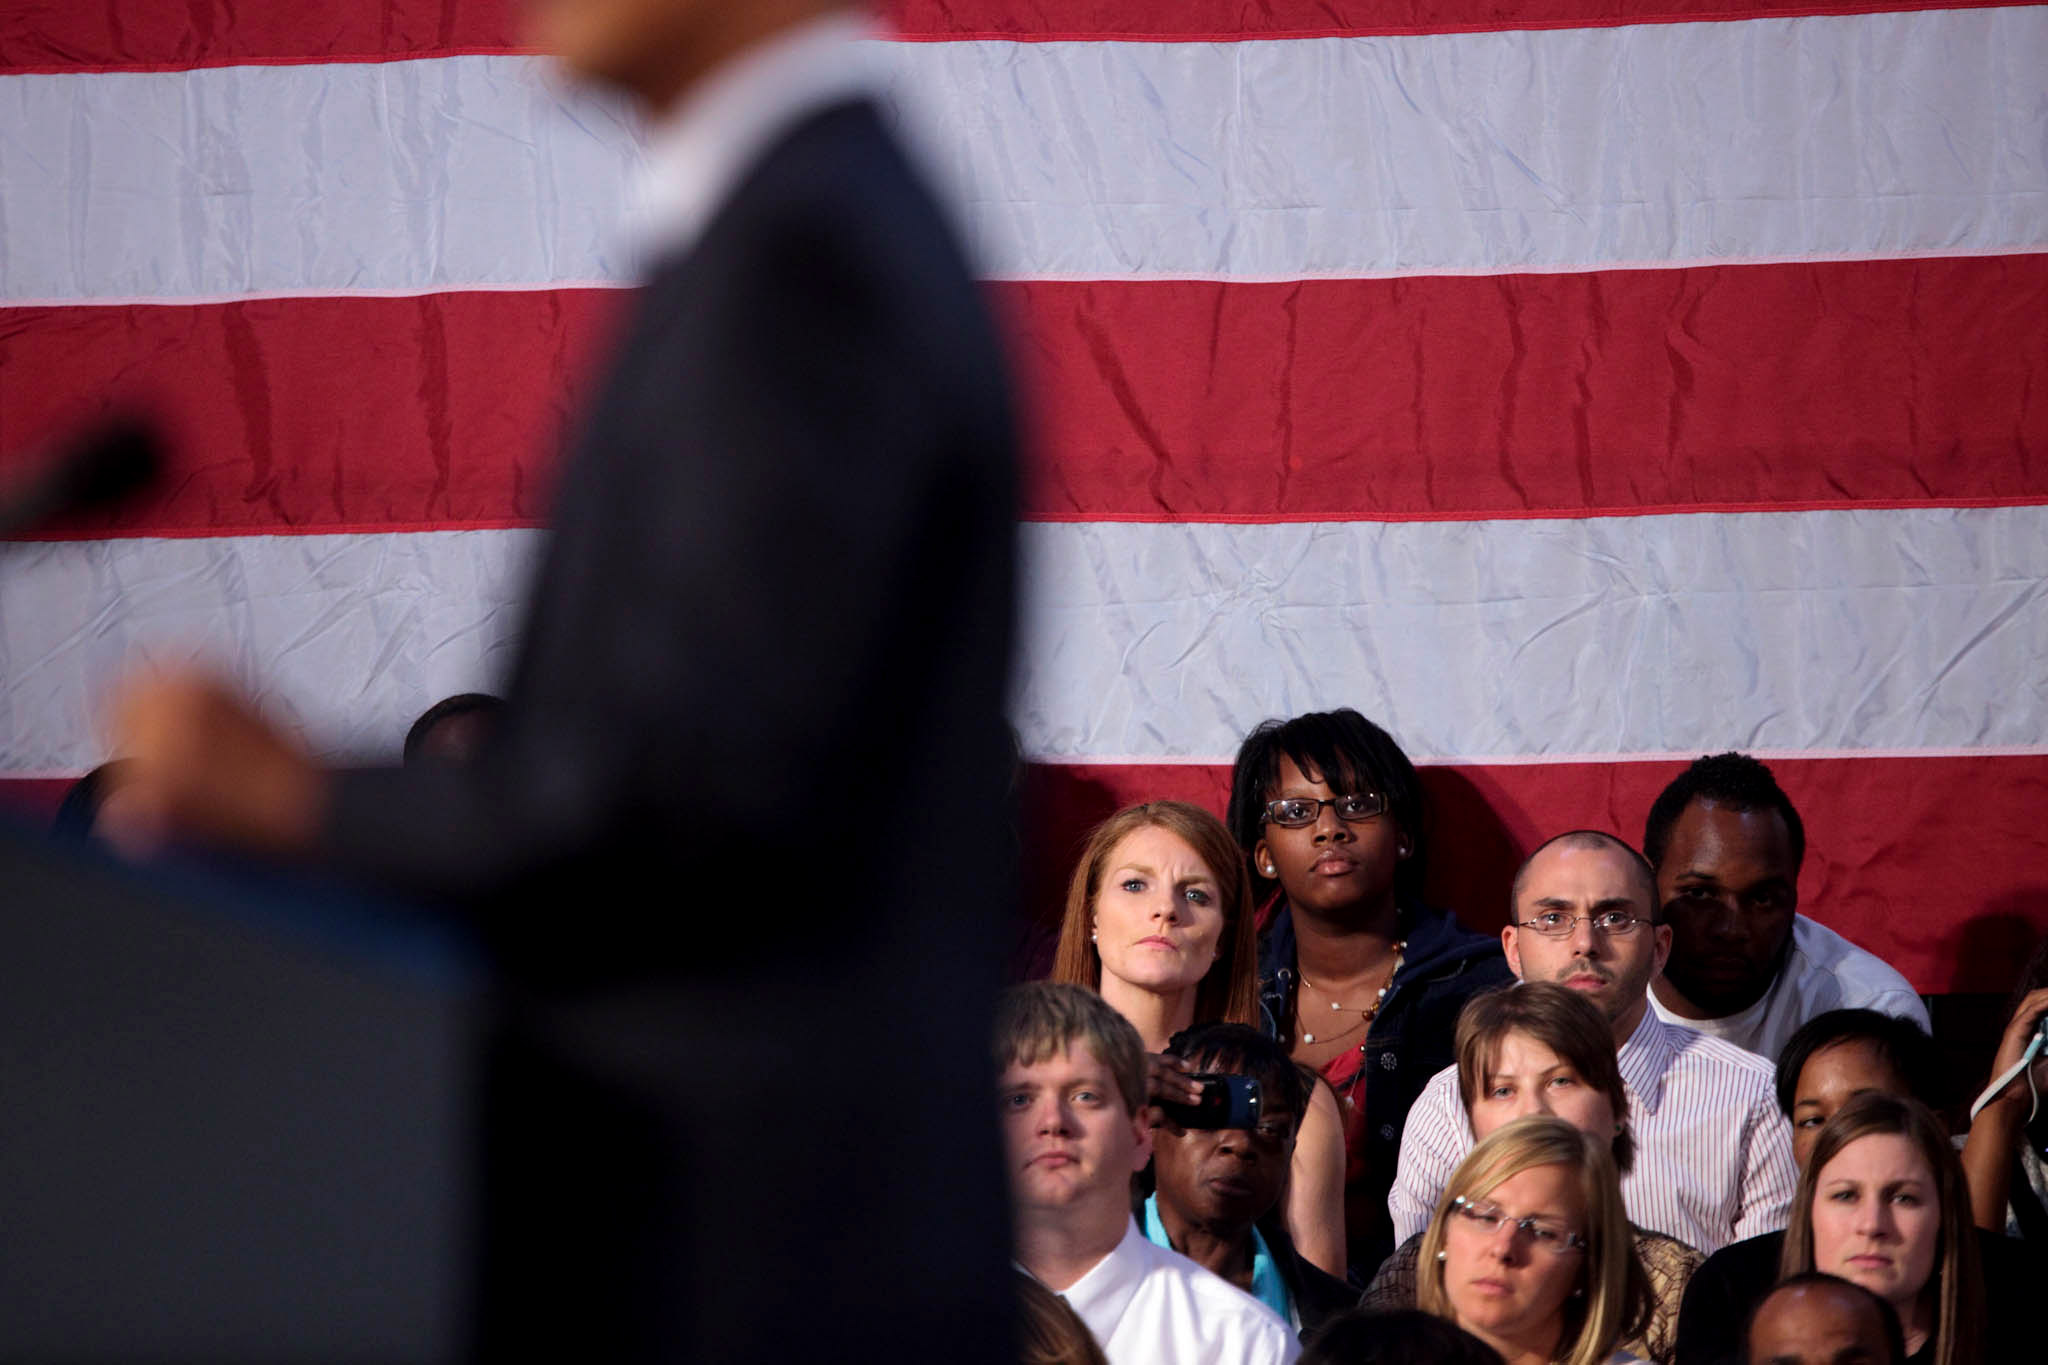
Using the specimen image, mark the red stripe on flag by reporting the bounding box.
[1014,255,2048,522]
[0,291,623,537]
[886,0,2033,41]
[2,1,2032,73]
[0,779,75,827]
[6,253,2044,537]
[1022,753,2048,995]
[0,6,526,76]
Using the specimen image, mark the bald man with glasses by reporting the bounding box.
[1388,831,1796,1256]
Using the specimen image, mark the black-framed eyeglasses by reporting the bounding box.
[1262,792,1388,828]
[1515,909,1651,939]
[1448,1196,1587,1255]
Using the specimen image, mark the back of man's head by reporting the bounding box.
[1745,1273,1903,1365]
[1643,751,1806,873]
[994,982,1146,1117]
[402,692,504,767]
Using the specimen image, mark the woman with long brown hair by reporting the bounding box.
[1052,799,1346,1276]
[1778,1093,1983,1365]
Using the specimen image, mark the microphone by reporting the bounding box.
[0,418,163,540]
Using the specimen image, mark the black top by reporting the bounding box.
[1258,899,1514,1276]
[1676,1226,2047,1365]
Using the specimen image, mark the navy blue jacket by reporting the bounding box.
[1258,899,1513,1278]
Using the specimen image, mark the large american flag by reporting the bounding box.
[1,1,2043,992]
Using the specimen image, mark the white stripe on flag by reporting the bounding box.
[6,508,2044,773]
[0,530,540,771]
[1012,505,2048,761]
[5,5,2046,303]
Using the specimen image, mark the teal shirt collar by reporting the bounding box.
[1141,1193,1295,1328]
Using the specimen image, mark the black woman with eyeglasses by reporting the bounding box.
[1227,708,1514,1279]
[1418,1116,1652,1365]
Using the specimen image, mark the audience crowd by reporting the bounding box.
[990,711,2047,1364]
[65,703,2046,1363]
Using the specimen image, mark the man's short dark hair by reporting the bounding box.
[1773,1008,1939,1117]
[1643,751,1805,874]
[402,692,505,765]
[51,759,135,841]
[1745,1272,1904,1365]
[1164,1022,1309,1136]
[1226,708,1426,897]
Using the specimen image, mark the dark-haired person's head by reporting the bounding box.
[1152,1023,1306,1240]
[1642,752,1804,1019]
[1227,708,1425,913]
[51,759,138,842]
[1455,983,1635,1175]
[1745,1273,1904,1365]
[1774,1009,1936,1171]
[402,692,504,767]
[1302,1307,1507,1365]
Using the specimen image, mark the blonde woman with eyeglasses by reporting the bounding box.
[1418,1116,1650,1365]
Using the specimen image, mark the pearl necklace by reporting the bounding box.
[1298,939,1406,1045]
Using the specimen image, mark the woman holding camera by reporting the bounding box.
[1416,1115,1650,1365]
[1051,799,1348,1275]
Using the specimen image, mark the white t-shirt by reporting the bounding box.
[1650,913,1929,1064]
[1055,1219,1300,1365]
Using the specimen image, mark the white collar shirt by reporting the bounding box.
[1648,913,1929,1063]
[1388,1005,1796,1254]
[623,11,884,266]
[1052,1218,1300,1365]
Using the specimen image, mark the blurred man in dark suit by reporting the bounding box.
[109,0,1020,1359]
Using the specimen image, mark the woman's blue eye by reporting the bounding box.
[1183,887,1211,904]
[1121,878,1145,893]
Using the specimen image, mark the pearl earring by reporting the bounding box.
[1435,1250,1447,1263]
